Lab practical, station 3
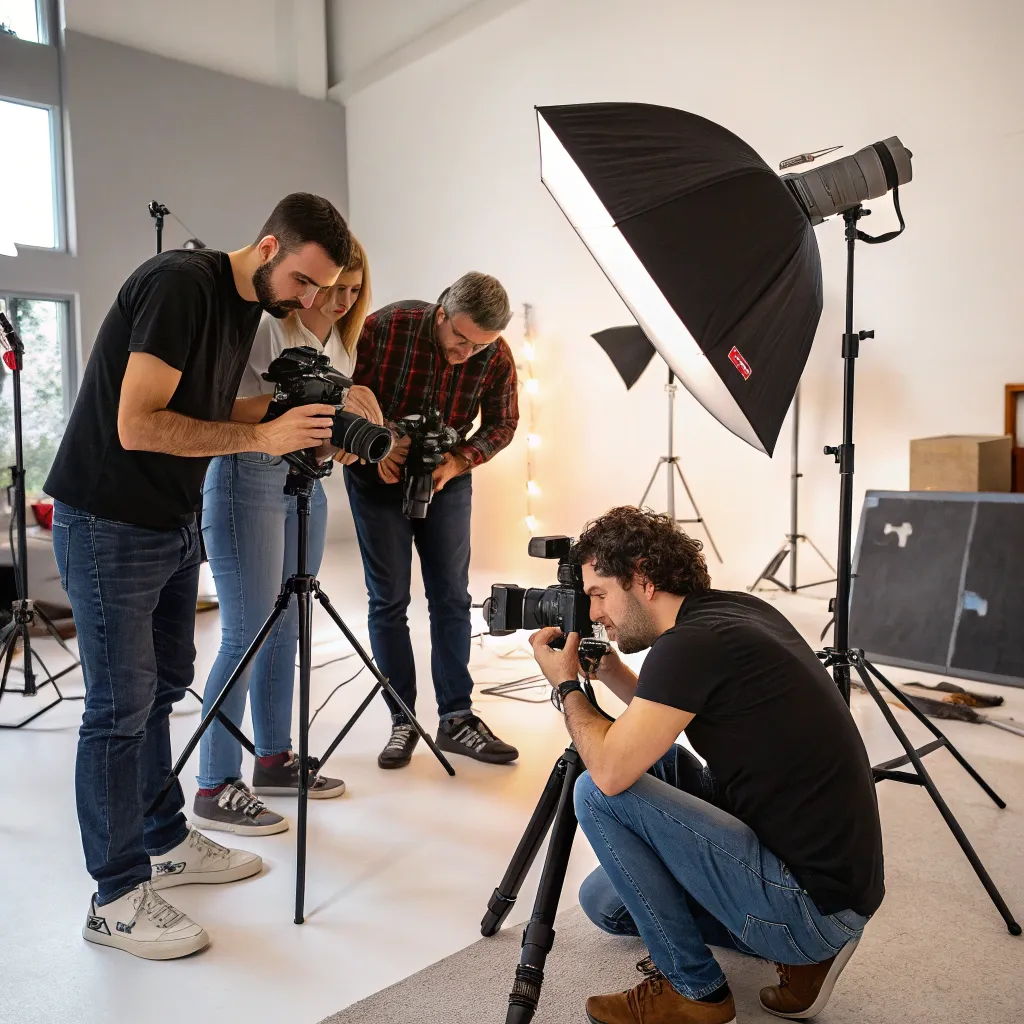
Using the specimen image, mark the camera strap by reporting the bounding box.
[857,143,906,245]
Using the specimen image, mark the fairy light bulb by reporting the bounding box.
[525,515,538,532]
[527,480,541,496]
[522,341,536,362]
[525,378,539,395]
[527,433,541,449]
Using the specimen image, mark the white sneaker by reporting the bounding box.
[150,826,263,890]
[83,882,209,960]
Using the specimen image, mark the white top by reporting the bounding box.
[236,311,357,399]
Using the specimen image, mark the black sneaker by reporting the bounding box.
[251,753,346,800]
[378,719,420,769]
[437,714,518,764]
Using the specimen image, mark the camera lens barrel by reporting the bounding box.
[332,411,393,464]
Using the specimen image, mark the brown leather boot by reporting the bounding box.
[759,938,860,1019]
[586,956,737,1024]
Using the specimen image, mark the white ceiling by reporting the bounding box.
[63,0,523,101]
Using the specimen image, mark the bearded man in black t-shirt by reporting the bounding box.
[529,507,884,1024]
[45,194,352,962]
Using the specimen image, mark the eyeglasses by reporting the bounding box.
[441,309,493,355]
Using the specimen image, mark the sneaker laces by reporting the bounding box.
[185,826,233,862]
[216,783,267,820]
[136,883,187,930]
[449,715,495,751]
[385,723,415,751]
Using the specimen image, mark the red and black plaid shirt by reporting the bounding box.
[352,301,519,468]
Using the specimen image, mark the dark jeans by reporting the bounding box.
[576,745,868,1000]
[344,469,473,719]
[52,501,198,905]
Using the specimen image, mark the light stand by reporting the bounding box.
[639,369,722,562]
[0,312,81,728]
[749,384,836,592]
[150,461,455,923]
[820,205,1019,935]
[148,201,169,253]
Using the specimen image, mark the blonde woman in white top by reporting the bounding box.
[194,240,379,833]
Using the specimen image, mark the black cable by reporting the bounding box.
[168,210,203,243]
[308,663,369,729]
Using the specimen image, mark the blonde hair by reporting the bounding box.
[280,235,371,364]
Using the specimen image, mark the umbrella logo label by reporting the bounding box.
[728,346,752,380]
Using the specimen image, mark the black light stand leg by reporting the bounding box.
[504,747,585,1024]
[481,752,570,937]
[849,656,1020,935]
[312,584,456,777]
[295,581,313,924]
[0,620,69,729]
[859,658,1006,809]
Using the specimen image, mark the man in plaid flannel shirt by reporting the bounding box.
[345,272,521,769]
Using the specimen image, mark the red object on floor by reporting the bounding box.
[31,501,53,530]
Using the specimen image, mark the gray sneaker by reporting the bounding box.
[191,781,289,836]
[251,752,346,799]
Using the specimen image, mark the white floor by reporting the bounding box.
[2,542,1023,1024]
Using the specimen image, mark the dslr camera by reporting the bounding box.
[398,408,460,519]
[485,536,610,672]
[262,346,392,476]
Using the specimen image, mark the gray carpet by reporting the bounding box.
[320,747,1024,1023]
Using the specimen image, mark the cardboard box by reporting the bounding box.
[909,434,1012,492]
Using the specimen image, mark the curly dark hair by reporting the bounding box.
[571,506,712,596]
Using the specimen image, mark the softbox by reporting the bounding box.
[591,325,656,390]
[538,102,822,455]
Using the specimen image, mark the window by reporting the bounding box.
[0,295,72,494]
[0,0,41,44]
[0,100,59,248]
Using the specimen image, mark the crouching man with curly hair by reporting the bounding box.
[528,507,884,1024]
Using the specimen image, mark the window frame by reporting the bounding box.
[0,290,77,420]
[0,0,68,251]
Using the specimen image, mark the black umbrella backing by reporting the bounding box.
[537,102,822,455]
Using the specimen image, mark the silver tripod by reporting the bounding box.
[749,385,835,592]
[639,369,722,562]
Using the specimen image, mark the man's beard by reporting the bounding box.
[613,592,662,654]
[252,257,302,318]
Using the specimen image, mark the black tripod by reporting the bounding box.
[150,463,455,923]
[481,702,591,1024]
[749,384,836,592]
[0,311,81,729]
[819,204,1019,935]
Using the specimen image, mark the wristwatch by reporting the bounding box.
[553,679,585,711]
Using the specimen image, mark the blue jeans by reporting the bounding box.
[198,453,327,789]
[344,469,473,719]
[576,746,869,1001]
[52,501,199,905]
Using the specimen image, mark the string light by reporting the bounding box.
[520,303,541,534]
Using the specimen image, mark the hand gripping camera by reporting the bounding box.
[484,535,610,674]
[398,408,460,519]
[262,346,393,476]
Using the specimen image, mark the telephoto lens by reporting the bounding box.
[332,411,392,464]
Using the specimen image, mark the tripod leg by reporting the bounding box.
[146,597,289,816]
[505,747,585,1024]
[852,659,1020,935]
[312,585,456,777]
[861,659,1006,809]
[34,605,81,664]
[0,622,18,702]
[481,753,569,937]
[295,586,313,925]
[638,460,664,508]
[804,536,837,573]
[673,462,722,562]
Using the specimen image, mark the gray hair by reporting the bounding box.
[442,272,512,332]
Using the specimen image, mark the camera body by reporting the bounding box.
[486,537,607,666]
[262,346,392,475]
[399,408,460,519]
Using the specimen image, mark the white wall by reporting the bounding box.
[64,0,328,97]
[343,0,1024,586]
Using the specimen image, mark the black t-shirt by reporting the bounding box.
[45,250,262,530]
[636,590,884,916]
